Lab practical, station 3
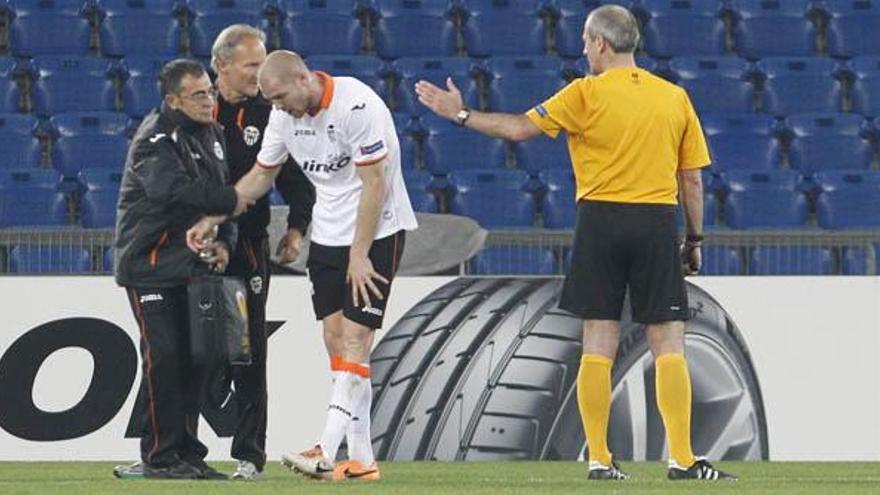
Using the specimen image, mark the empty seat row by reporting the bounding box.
[1,54,877,118]
[4,0,879,59]
[0,112,131,177]
[2,166,878,232]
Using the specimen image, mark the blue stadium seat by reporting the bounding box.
[731,0,817,59]
[9,245,92,273]
[700,246,742,275]
[512,134,569,173]
[121,56,169,117]
[722,170,808,229]
[470,246,557,274]
[668,57,754,113]
[824,0,880,57]
[32,56,118,116]
[448,169,535,228]
[305,55,387,99]
[785,113,872,173]
[850,56,880,117]
[540,167,576,228]
[99,0,181,57]
[422,114,506,172]
[701,113,780,170]
[0,169,68,227]
[641,0,726,58]
[78,167,123,228]
[553,6,589,58]
[103,246,114,272]
[50,112,131,178]
[0,58,20,113]
[373,0,458,58]
[393,112,419,168]
[840,246,871,275]
[278,0,365,56]
[553,0,637,57]
[9,0,92,56]
[403,169,438,212]
[485,56,567,112]
[190,11,264,58]
[390,57,479,115]
[814,170,880,229]
[461,0,547,57]
[0,114,41,170]
[757,57,842,116]
[748,246,832,275]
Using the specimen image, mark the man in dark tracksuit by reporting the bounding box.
[113,59,250,480]
[210,24,315,480]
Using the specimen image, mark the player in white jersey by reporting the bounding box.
[186,50,417,481]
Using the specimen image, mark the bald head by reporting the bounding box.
[585,5,640,53]
[258,50,324,118]
[258,50,308,88]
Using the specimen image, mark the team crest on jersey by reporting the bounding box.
[243,125,260,146]
[249,275,263,294]
[327,124,336,143]
[213,141,224,160]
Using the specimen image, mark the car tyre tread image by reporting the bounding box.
[370,277,769,462]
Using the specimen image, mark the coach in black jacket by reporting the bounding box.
[210,24,316,480]
[114,59,251,480]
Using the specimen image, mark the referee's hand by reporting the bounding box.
[681,242,702,276]
[414,77,463,121]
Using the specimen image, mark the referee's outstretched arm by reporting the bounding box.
[414,78,543,142]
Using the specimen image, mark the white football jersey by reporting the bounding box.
[257,73,418,246]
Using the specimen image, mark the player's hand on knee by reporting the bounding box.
[347,255,389,308]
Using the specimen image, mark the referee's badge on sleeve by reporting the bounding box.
[534,104,549,118]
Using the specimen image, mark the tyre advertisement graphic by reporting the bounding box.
[369,277,768,462]
[0,276,877,461]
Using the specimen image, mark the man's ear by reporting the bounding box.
[164,93,177,110]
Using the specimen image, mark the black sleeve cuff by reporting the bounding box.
[206,185,238,215]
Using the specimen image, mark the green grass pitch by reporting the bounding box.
[1,461,879,495]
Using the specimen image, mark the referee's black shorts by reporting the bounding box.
[559,199,689,324]
[306,230,405,330]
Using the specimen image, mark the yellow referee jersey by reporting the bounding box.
[525,67,711,205]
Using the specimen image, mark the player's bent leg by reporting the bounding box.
[323,311,345,359]
[340,317,377,472]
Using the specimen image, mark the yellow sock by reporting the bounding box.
[577,354,614,466]
[655,353,696,467]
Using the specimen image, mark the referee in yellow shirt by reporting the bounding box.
[415,5,735,482]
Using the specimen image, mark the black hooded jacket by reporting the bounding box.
[114,105,238,288]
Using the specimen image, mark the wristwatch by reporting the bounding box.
[685,234,704,245]
[455,107,471,126]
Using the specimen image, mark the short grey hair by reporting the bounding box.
[585,5,640,53]
[211,24,266,72]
